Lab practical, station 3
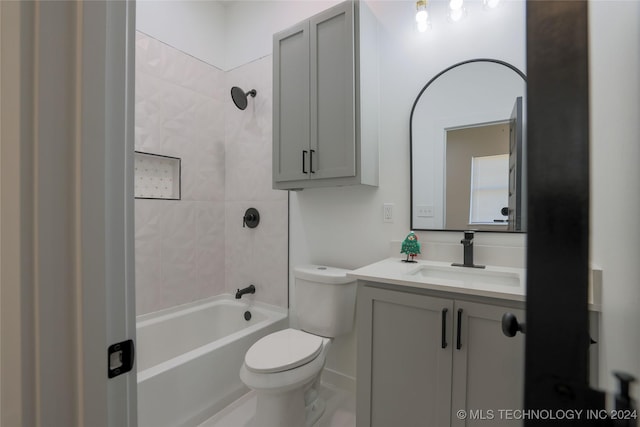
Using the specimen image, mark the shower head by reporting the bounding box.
[231,86,257,110]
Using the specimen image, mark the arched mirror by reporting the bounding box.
[410,59,527,232]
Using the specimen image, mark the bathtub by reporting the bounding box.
[136,295,288,427]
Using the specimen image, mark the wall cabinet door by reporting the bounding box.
[309,3,356,180]
[357,286,454,427]
[273,21,310,183]
[273,0,379,190]
[451,301,525,427]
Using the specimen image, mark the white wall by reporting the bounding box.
[136,0,340,71]
[136,0,227,69]
[224,1,341,70]
[590,1,640,395]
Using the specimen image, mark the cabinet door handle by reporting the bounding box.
[302,150,308,174]
[310,149,315,173]
[456,308,463,350]
[441,308,448,349]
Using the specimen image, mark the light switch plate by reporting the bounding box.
[416,205,434,218]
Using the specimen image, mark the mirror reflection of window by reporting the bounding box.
[469,154,509,225]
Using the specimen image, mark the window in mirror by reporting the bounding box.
[469,154,509,226]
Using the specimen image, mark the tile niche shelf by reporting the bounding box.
[134,151,181,200]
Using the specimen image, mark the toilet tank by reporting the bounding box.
[294,265,357,338]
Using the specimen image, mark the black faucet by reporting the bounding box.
[452,231,485,269]
[235,284,256,299]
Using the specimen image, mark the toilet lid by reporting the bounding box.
[245,328,323,374]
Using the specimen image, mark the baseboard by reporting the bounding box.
[321,367,356,394]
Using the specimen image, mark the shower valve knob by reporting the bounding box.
[242,208,260,229]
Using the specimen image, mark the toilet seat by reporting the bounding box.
[245,328,323,374]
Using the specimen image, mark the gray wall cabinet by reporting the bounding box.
[272,0,379,190]
[356,283,526,427]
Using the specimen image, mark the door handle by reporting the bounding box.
[501,312,526,337]
[302,150,308,174]
[456,308,463,350]
[441,308,448,349]
[310,149,315,173]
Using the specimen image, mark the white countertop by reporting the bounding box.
[348,257,602,310]
[348,257,526,302]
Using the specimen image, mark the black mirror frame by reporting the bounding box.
[409,58,527,233]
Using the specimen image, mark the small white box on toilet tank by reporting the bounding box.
[294,265,357,338]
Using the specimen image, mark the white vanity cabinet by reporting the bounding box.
[356,283,525,427]
[272,0,379,190]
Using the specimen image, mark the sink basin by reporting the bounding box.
[408,265,521,287]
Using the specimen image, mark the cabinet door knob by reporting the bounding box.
[501,312,526,337]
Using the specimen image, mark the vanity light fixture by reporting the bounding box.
[415,0,431,32]
[415,0,500,31]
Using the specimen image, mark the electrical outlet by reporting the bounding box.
[383,203,394,223]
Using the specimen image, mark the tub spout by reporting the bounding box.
[235,284,256,299]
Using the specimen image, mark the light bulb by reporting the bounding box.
[484,0,500,8]
[415,9,428,23]
[415,0,430,32]
[449,7,464,22]
[449,0,464,11]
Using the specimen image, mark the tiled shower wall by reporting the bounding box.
[135,32,287,314]
[225,56,288,309]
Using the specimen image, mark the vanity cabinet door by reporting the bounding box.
[451,301,525,427]
[357,286,454,427]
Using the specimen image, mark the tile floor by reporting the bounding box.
[199,383,356,427]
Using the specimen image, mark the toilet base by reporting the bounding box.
[245,385,325,427]
[305,393,325,427]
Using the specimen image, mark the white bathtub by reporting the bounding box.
[136,295,288,427]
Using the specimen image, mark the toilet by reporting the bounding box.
[239,265,356,427]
